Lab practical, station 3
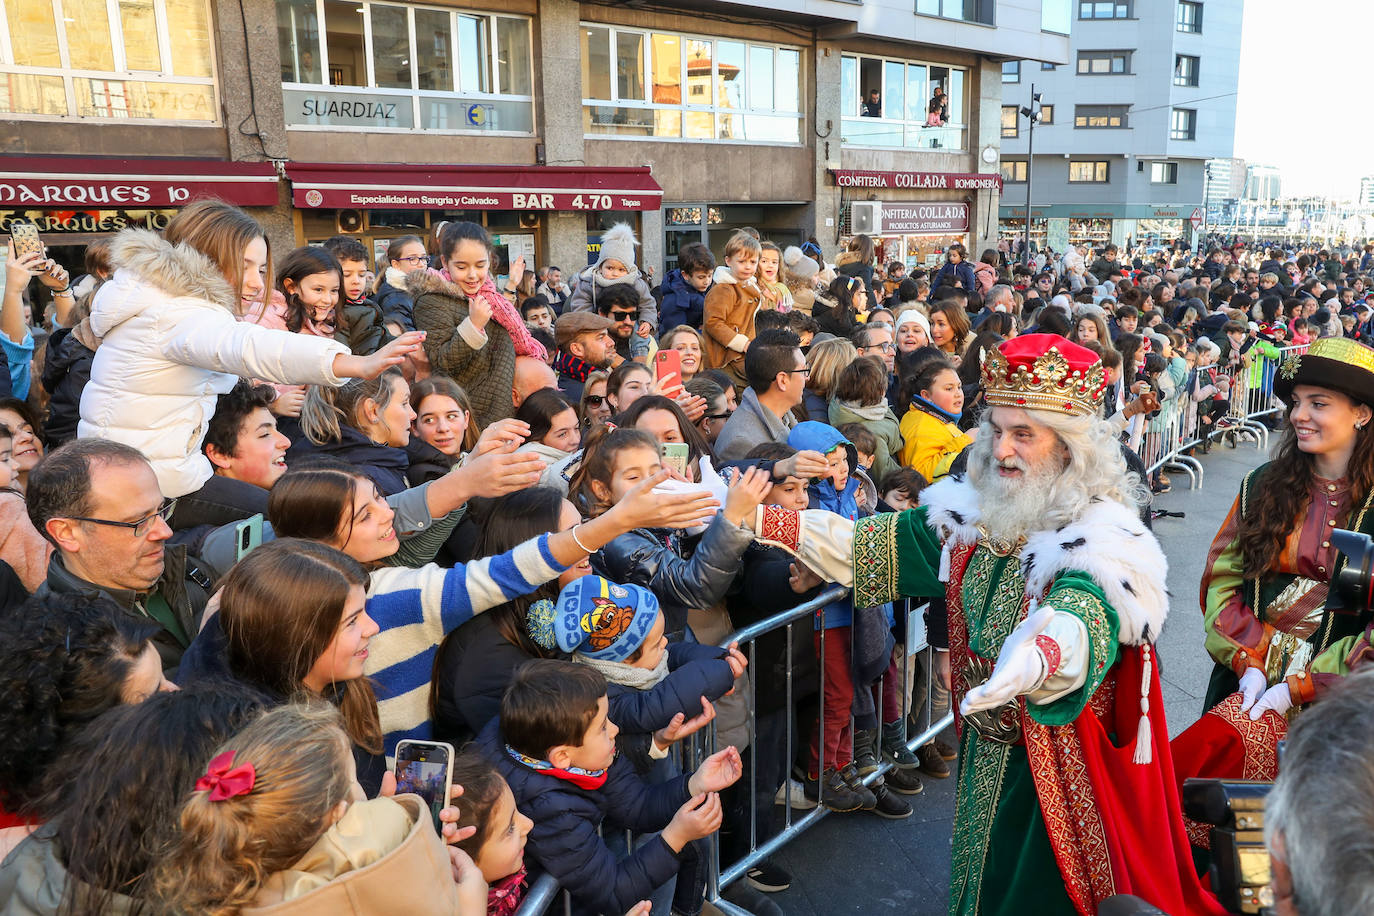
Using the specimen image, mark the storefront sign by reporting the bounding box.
[880,202,969,234]
[831,169,1001,191]
[286,163,663,211]
[0,209,178,233]
[0,157,279,208]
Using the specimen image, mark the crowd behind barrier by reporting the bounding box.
[4,208,1374,916]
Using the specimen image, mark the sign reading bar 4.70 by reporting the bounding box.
[831,168,1001,191]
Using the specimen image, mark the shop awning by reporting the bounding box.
[0,156,279,208]
[285,163,663,212]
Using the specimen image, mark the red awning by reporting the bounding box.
[285,163,663,212]
[0,156,279,207]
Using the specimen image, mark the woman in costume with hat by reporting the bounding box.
[1197,337,1374,721]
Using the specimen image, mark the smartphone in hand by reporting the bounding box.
[393,739,455,830]
[660,442,690,477]
[9,221,43,262]
[655,349,683,397]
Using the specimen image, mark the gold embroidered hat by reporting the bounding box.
[981,333,1108,417]
[1275,337,1374,408]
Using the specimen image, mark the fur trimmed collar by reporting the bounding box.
[108,228,237,313]
[405,267,467,300]
[921,475,1167,646]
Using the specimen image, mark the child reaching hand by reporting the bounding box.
[478,659,742,916]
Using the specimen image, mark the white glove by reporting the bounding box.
[961,607,1054,716]
[651,457,728,536]
[1236,667,1267,713]
[1249,683,1292,721]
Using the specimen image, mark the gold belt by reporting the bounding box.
[958,653,1022,744]
[1263,577,1324,682]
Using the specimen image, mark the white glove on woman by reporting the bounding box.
[1236,667,1268,713]
[961,607,1055,715]
[1248,682,1292,721]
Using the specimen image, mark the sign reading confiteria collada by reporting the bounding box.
[830,169,1002,191]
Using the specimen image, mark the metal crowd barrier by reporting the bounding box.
[1139,342,1306,492]
[515,585,955,916]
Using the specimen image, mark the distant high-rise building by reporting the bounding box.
[999,0,1245,250]
[1205,158,1246,206]
[1244,165,1282,201]
[1359,176,1374,207]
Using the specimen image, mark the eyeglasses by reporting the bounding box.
[393,255,427,265]
[788,367,811,377]
[703,411,732,421]
[64,498,177,537]
[584,395,606,407]
[609,310,639,322]
[863,341,896,353]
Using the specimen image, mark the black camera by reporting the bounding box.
[1331,528,1374,615]
[1182,779,1275,916]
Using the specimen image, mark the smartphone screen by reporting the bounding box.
[394,740,454,829]
[660,442,690,477]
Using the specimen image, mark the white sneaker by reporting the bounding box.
[773,778,817,809]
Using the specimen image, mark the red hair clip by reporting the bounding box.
[195,751,256,802]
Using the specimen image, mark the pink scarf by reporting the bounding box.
[438,270,546,361]
[487,868,527,916]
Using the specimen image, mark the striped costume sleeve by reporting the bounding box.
[1200,494,1269,675]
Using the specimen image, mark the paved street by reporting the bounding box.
[766,436,1270,915]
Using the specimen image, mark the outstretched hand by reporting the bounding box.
[689,746,743,795]
[613,469,719,531]
[654,696,716,750]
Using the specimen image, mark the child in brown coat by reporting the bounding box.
[702,231,764,391]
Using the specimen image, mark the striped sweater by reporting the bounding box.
[365,533,567,758]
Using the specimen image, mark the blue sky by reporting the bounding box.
[1233,0,1369,200]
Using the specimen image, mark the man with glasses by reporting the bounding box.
[852,323,896,375]
[715,329,810,461]
[27,439,213,676]
[594,284,643,365]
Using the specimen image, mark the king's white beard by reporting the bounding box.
[974,452,1065,543]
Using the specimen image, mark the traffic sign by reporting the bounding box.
[1189,207,1203,228]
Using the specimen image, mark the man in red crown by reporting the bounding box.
[749,334,1224,916]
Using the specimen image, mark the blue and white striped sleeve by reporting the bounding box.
[438,533,568,632]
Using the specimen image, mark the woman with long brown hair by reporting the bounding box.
[241,457,716,769]
[927,299,971,364]
[1197,338,1374,720]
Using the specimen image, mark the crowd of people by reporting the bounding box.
[0,201,1372,916]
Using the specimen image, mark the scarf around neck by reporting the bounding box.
[574,650,671,690]
[438,269,547,361]
[505,745,608,790]
[911,394,960,424]
[488,867,527,916]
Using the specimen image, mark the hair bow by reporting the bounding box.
[195,751,256,802]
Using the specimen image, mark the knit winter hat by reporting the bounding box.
[596,224,639,272]
[527,576,660,662]
[894,309,931,340]
[782,245,820,282]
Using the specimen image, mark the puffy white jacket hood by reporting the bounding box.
[80,229,349,497]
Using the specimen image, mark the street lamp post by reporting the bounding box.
[1020,85,1045,266]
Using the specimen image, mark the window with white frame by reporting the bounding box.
[580,25,802,143]
[0,0,217,122]
[1150,162,1178,184]
[840,53,968,151]
[278,1,534,132]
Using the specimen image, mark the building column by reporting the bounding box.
[216,0,288,163]
[972,57,1003,257]
[812,40,843,262]
[641,209,665,284]
[536,0,587,283]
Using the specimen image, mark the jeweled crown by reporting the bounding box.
[981,333,1108,418]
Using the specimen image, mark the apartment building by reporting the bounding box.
[998,0,1243,252]
[2,0,1066,278]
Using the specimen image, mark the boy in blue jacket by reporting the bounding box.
[480,659,742,916]
[659,242,716,331]
[783,422,911,818]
